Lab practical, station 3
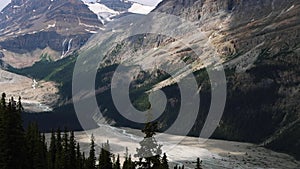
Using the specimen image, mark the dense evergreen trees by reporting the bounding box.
[122,149,135,169]
[87,134,96,169]
[26,123,47,169]
[0,93,177,169]
[0,94,27,169]
[113,154,121,169]
[98,141,113,169]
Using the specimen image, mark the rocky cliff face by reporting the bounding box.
[154,0,299,56]
[2,0,299,159]
[0,0,102,68]
[100,0,132,11]
[78,0,300,158]
[151,0,300,158]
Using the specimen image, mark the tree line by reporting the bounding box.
[0,93,203,169]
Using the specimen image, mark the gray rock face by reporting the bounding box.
[79,0,300,159]
[150,0,300,159]
[0,31,91,54]
[0,0,102,66]
[100,0,132,11]
[155,0,295,21]
[154,0,300,56]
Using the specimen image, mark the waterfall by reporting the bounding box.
[61,39,67,58]
[66,38,73,53]
[61,38,72,58]
[32,79,38,89]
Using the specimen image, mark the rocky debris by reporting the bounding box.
[59,126,300,169]
[0,69,59,112]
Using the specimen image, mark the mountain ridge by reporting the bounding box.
[0,0,299,160]
[0,0,102,68]
[74,0,300,159]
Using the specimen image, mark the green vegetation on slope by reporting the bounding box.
[7,45,300,159]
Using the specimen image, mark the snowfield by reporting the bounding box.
[82,1,119,24]
[82,0,161,24]
[128,3,156,15]
[84,2,119,15]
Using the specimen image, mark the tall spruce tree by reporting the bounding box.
[42,133,48,169]
[0,94,28,169]
[76,143,84,169]
[26,123,47,169]
[69,131,77,169]
[135,122,162,169]
[160,153,169,169]
[113,154,121,169]
[12,97,28,168]
[123,154,135,169]
[87,134,96,169]
[195,158,202,169]
[82,152,87,169]
[55,128,63,169]
[49,129,57,169]
[98,141,113,169]
[62,129,70,169]
[0,93,8,169]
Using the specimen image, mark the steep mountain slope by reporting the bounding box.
[71,0,300,159]
[151,0,300,158]
[154,0,299,58]
[0,0,102,68]
[0,0,163,114]
[0,0,161,68]
[2,0,300,160]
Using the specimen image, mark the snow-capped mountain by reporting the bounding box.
[0,0,163,68]
[82,0,162,24]
[0,0,103,68]
[128,2,156,14]
[82,0,120,24]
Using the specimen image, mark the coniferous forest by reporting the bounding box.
[0,93,204,169]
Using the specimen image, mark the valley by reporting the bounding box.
[64,125,300,169]
[0,69,59,112]
[0,0,299,168]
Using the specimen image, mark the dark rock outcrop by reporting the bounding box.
[100,0,132,11]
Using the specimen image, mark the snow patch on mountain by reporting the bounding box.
[128,2,155,14]
[0,0,10,11]
[81,0,161,24]
[128,0,163,7]
[82,1,119,24]
[84,2,119,15]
